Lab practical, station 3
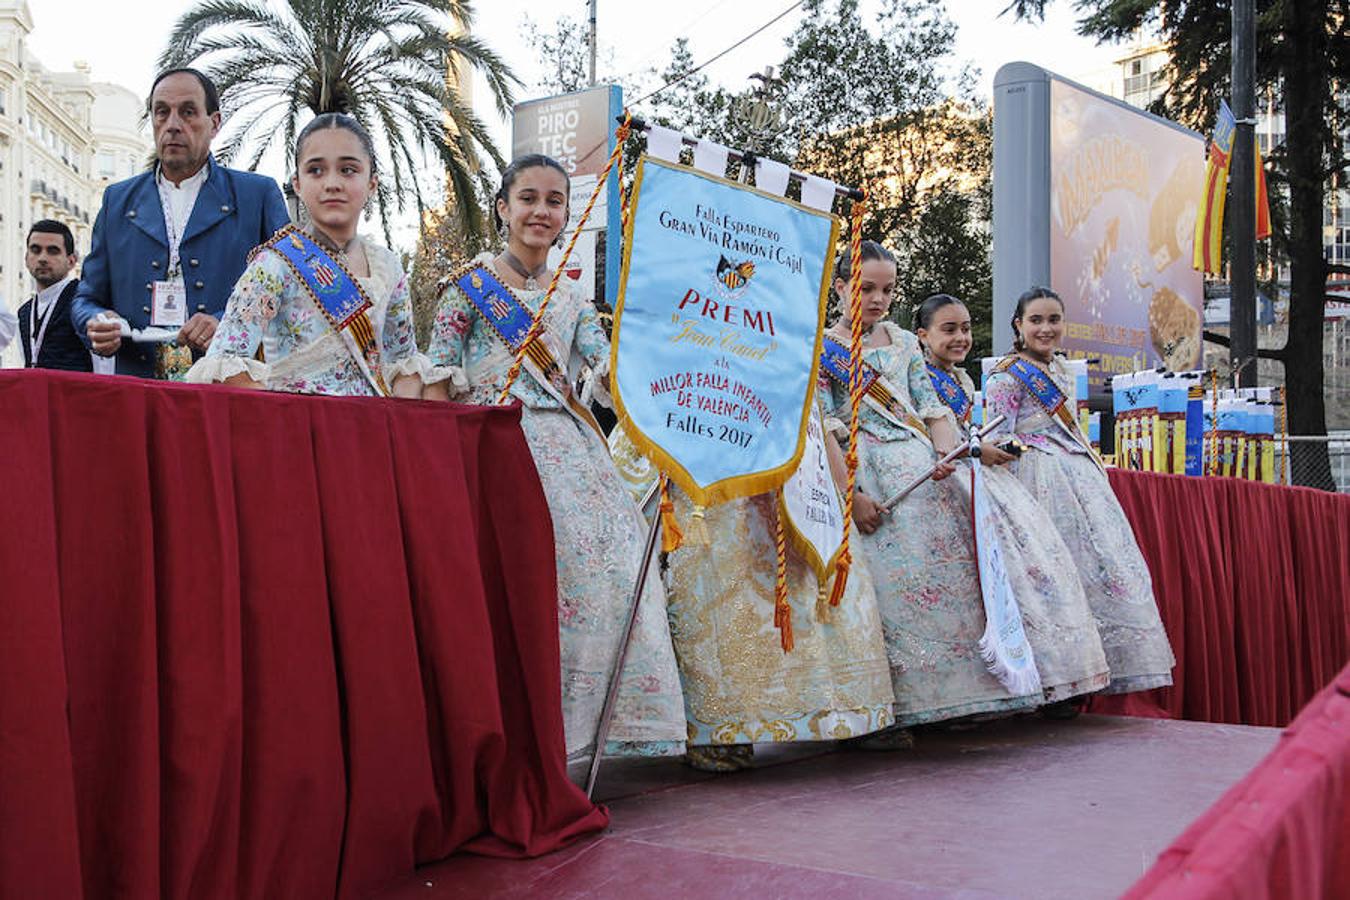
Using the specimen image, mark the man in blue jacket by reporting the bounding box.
[71,68,290,379]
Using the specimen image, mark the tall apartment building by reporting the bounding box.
[0,0,150,364]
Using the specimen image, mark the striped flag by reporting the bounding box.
[1255,139,1272,240]
[1193,101,1238,274]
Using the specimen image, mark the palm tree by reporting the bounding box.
[159,0,517,240]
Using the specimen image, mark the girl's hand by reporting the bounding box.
[852,491,884,534]
[979,440,1016,467]
[930,461,956,481]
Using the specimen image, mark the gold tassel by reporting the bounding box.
[687,505,712,546]
[659,475,683,553]
[815,582,833,625]
[827,551,851,608]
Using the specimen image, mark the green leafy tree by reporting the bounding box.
[159,0,519,241]
[778,0,993,355]
[1007,0,1348,487]
[519,5,619,97]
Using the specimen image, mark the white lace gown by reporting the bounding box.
[426,255,688,761]
[984,356,1175,693]
[823,324,1041,725]
[935,365,1111,701]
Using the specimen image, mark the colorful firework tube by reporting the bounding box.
[1217,396,1241,477]
[1158,373,1188,474]
[1138,371,1160,473]
[1184,372,1205,476]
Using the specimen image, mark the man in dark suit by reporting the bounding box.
[71,67,290,379]
[17,219,92,371]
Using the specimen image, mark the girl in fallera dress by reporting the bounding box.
[658,392,897,772]
[810,241,1042,734]
[422,155,687,765]
[189,114,429,396]
[821,243,1041,734]
[914,293,1110,712]
[983,287,1175,693]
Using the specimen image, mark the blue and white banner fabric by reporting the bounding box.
[970,459,1043,697]
[779,405,846,581]
[611,156,838,507]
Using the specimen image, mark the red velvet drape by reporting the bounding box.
[0,371,607,899]
[1126,661,1350,899]
[1089,470,1350,727]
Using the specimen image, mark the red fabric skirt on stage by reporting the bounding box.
[1091,470,1350,728]
[0,371,608,899]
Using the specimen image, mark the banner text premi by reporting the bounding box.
[611,157,838,507]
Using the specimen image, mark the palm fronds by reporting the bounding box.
[159,0,518,242]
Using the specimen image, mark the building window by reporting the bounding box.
[97,150,115,179]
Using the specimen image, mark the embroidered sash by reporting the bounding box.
[968,455,1042,696]
[819,334,930,441]
[266,226,388,396]
[927,363,972,425]
[997,356,1106,473]
[454,264,605,442]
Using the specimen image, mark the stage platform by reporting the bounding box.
[374,714,1278,899]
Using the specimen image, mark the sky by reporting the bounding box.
[26,0,1134,251]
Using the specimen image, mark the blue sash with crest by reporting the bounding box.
[1005,358,1067,416]
[265,225,387,394]
[456,265,534,354]
[454,263,606,441]
[820,334,877,393]
[927,364,972,424]
[1000,356,1105,472]
[820,334,928,439]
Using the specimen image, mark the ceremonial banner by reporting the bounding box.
[611,156,838,506]
[779,406,846,581]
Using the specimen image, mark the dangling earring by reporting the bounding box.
[554,230,565,249]
[498,221,508,241]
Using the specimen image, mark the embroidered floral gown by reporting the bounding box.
[188,237,430,394]
[933,364,1110,701]
[984,356,1174,693]
[426,255,687,762]
[823,323,1039,725]
[656,398,896,748]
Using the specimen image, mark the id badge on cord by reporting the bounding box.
[152,279,187,328]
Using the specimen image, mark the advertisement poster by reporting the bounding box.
[512,85,622,305]
[611,157,838,507]
[1049,79,1205,386]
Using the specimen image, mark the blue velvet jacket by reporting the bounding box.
[70,156,290,378]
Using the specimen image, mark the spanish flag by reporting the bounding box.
[1193,101,1238,274]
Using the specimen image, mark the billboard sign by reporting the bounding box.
[512,86,623,308]
[994,64,1206,391]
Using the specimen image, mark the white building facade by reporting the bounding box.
[0,0,149,364]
